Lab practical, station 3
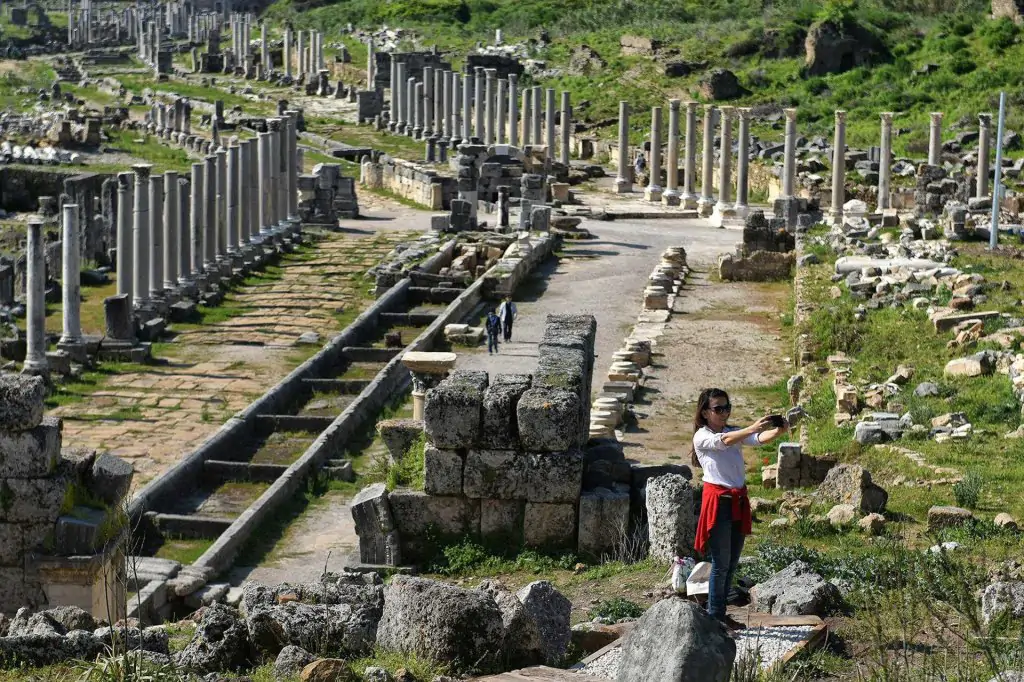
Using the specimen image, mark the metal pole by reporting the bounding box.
[990,91,1007,251]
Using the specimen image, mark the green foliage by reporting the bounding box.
[948,53,977,74]
[953,470,983,509]
[980,16,1019,50]
[587,598,644,621]
[385,433,425,490]
[817,0,859,25]
[423,534,579,576]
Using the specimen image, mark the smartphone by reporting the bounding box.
[766,414,788,428]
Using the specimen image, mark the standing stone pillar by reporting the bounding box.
[559,91,571,166]
[433,69,444,139]
[615,101,631,194]
[473,66,485,141]
[663,99,681,206]
[395,61,407,133]
[260,22,268,72]
[928,112,943,166]
[367,37,375,90]
[532,87,542,146]
[149,174,164,300]
[484,69,496,145]
[497,79,508,144]
[284,27,292,78]
[681,102,698,209]
[460,73,471,145]
[829,110,847,226]
[59,203,82,352]
[133,164,151,309]
[190,163,204,276]
[423,66,434,138]
[782,108,797,199]
[286,112,299,220]
[257,132,271,236]
[216,147,228,257]
[413,81,424,139]
[268,120,282,230]
[522,88,532,145]
[164,171,179,288]
[713,106,734,220]
[116,173,134,305]
[978,113,992,198]
[645,106,663,202]
[697,105,716,217]
[178,175,191,284]
[734,108,751,218]
[508,74,519,148]
[298,30,306,80]
[226,144,239,258]
[203,155,217,267]
[878,112,893,212]
[439,71,451,140]
[23,221,47,376]
[545,88,556,160]
[249,136,261,242]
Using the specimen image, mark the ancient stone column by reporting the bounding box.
[423,66,434,138]
[204,155,217,267]
[560,91,571,166]
[497,79,507,144]
[697,106,716,217]
[734,108,751,218]
[532,87,543,146]
[508,74,519,148]
[878,112,893,212]
[522,88,532,145]
[413,81,424,139]
[830,110,847,226]
[929,112,943,166]
[615,101,631,194]
[285,112,299,219]
[133,164,151,308]
[460,73,471,144]
[236,139,249,247]
[439,71,451,140]
[395,61,407,133]
[59,203,82,349]
[267,120,282,230]
[298,30,306,79]
[226,144,239,257]
[284,27,292,78]
[260,22,268,71]
[782,108,797,199]
[473,66,485,141]
[645,106,663,203]
[149,174,164,300]
[433,69,444,139]
[714,106,734,214]
[663,100,681,206]
[164,171,179,288]
[116,172,134,305]
[545,88,556,160]
[216,147,228,256]
[249,137,261,242]
[190,162,204,276]
[178,176,191,284]
[366,37,374,90]
[978,112,992,198]
[484,69,496,145]
[23,221,47,376]
[681,101,698,209]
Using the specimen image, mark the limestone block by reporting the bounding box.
[389,490,480,559]
[523,502,576,549]
[526,451,583,504]
[0,374,45,431]
[927,505,974,531]
[0,417,61,478]
[578,488,630,558]
[89,453,134,505]
[776,442,802,489]
[423,446,463,497]
[944,352,996,377]
[423,371,487,449]
[0,524,23,566]
[480,376,532,450]
[54,510,108,555]
[464,450,527,500]
[645,474,695,562]
[350,483,401,566]
[3,477,69,524]
[517,388,582,452]
[481,499,525,544]
[376,419,424,464]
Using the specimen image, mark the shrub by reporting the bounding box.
[948,54,977,74]
[981,17,1019,50]
[953,471,983,509]
[588,598,644,622]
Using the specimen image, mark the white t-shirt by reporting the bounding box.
[693,425,760,489]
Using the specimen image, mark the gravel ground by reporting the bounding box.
[573,646,622,679]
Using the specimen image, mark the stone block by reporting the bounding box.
[389,490,480,559]
[480,378,531,450]
[423,446,463,496]
[928,505,974,531]
[103,294,135,341]
[578,488,630,558]
[480,499,524,545]
[526,451,583,503]
[0,417,61,478]
[3,477,69,524]
[776,442,802,489]
[523,503,576,549]
[423,371,486,449]
[350,483,400,566]
[517,388,582,452]
[54,509,108,555]
[0,524,23,565]
[377,419,424,464]
[0,374,45,431]
[464,450,527,499]
[89,453,134,505]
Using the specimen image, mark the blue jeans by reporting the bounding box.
[487,334,499,353]
[706,496,745,619]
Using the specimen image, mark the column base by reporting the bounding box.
[644,185,663,203]
[21,360,50,381]
[710,202,737,228]
[732,203,749,219]
[57,340,87,363]
[614,177,633,194]
[662,190,681,207]
[681,193,699,210]
[696,196,715,218]
[828,209,844,227]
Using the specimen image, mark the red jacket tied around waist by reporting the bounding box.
[694,482,752,554]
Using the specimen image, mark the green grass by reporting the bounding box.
[152,536,214,564]
[93,129,194,174]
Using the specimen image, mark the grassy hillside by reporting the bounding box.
[269,0,1024,163]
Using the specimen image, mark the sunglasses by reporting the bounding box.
[708,404,732,414]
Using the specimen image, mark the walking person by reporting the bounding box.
[691,388,788,629]
[498,296,517,342]
[485,309,502,354]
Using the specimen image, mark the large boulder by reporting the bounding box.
[815,464,887,513]
[981,582,1024,624]
[615,598,735,682]
[750,561,841,616]
[274,645,317,678]
[568,44,606,76]
[0,632,104,667]
[804,19,888,76]
[646,474,695,562]
[247,602,380,658]
[515,581,571,666]
[0,373,45,431]
[697,68,745,101]
[478,580,543,668]
[175,603,252,673]
[376,576,504,669]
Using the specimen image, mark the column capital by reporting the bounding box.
[668,98,681,111]
[485,68,497,76]
[117,171,132,189]
[719,105,735,115]
[703,103,715,114]
[979,113,993,126]
[930,112,943,122]
[784,108,797,121]
[474,65,485,75]
[737,107,752,120]
[684,100,698,113]
[835,110,847,124]
[508,73,517,84]
[880,112,894,124]
[132,163,153,179]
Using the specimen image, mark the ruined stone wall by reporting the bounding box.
[362,157,457,210]
[373,52,451,91]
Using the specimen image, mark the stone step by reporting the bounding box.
[255,414,337,432]
[150,512,234,539]
[203,459,289,483]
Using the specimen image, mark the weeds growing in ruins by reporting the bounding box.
[587,598,644,621]
[954,471,984,509]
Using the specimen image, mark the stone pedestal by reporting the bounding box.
[403,351,457,420]
[928,112,943,166]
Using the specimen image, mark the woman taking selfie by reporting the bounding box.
[691,387,788,628]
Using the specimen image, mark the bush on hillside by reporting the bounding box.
[980,17,1019,50]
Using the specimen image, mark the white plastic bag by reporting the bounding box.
[686,561,712,597]
[671,556,695,594]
